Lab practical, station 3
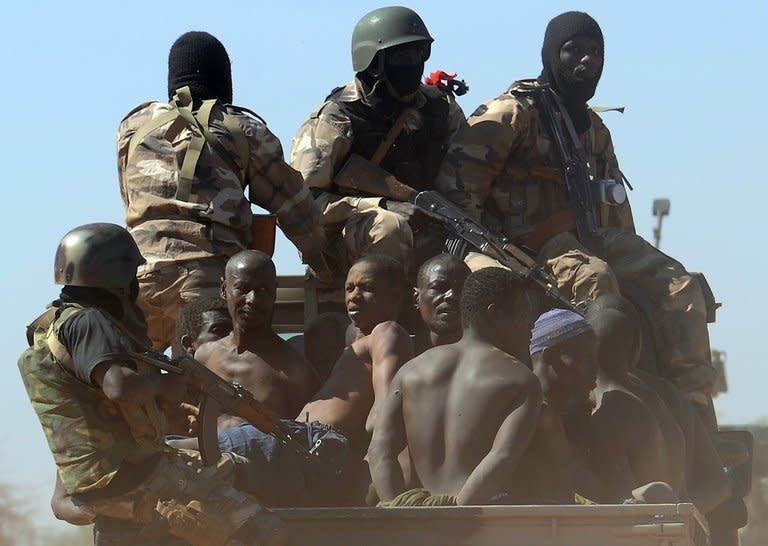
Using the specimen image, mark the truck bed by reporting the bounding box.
[272,503,709,546]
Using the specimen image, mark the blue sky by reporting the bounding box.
[1,0,765,532]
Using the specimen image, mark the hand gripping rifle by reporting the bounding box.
[126,351,313,466]
[412,190,581,314]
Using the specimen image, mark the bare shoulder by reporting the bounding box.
[369,320,411,344]
[193,335,230,365]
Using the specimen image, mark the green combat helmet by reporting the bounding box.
[54,223,145,288]
[351,6,433,72]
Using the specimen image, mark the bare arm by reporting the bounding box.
[368,374,409,501]
[51,472,94,525]
[456,374,543,505]
[365,322,413,434]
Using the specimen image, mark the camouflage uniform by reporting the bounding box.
[19,301,280,545]
[118,96,326,349]
[291,79,466,269]
[436,79,716,406]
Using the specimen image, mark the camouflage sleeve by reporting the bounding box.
[243,119,328,259]
[290,103,374,225]
[591,113,635,231]
[435,95,527,222]
[116,102,155,210]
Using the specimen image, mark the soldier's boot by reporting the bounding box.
[158,491,287,546]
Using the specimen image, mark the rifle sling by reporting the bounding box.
[370,107,415,167]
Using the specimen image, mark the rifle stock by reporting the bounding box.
[126,351,312,465]
[412,191,581,315]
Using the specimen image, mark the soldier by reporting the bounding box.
[436,11,718,426]
[118,31,330,351]
[291,6,466,273]
[19,224,282,545]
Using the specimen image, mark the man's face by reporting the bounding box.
[196,309,233,347]
[415,262,468,336]
[559,35,603,82]
[345,262,401,334]
[552,332,598,396]
[223,261,277,333]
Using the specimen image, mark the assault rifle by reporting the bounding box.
[412,190,581,314]
[537,84,602,255]
[126,350,313,466]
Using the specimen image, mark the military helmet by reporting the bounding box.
[351,6,433,72]
[54,223,145,288]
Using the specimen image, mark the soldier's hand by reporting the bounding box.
[383,200,425,226]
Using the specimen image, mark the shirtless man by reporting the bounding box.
[368,267,542,505]
[175,295,232,356]
[298,254,412,452]
[413,254,471,354]
[514,308,599,504]
[197,250,318,422]
[587,296,730,513]
[585,296,685,502]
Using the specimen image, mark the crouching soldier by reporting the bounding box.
[291,6,466,273]
[19,223,283,546]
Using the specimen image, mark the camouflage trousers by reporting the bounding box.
[466,229,717,408]
[76,450,284,546]
[137,258,227,351]
[338,206,413,270]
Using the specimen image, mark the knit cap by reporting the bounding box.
[530,308,593,355]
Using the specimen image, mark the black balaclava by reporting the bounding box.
[538,11,604,133]
[358,42,428,114]
[168,31,233,104]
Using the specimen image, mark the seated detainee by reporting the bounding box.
[588,296,730,513]
[298,254,413,453]
[413,254,471,354]
[196,250,319,423]
[174,295,232,356]
[288,312,352,385]
[584,298,684,502]
[368,268,542,506]
[512,309,599,504]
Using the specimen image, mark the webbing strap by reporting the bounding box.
[176,99,215,201]
[127,86,248,202]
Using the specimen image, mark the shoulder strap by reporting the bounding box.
[127,87,248,201]
[45,304,85,373]
[370,107,416,167]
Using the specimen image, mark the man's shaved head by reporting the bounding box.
[416,254,469,288]
[222,250,277,334]
[353,254,407,291]
[225,250,276,280]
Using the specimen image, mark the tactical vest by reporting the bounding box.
[330,85,452,191]
[18,303,165,495]
[121,87,255,257]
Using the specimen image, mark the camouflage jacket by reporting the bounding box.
[436,79,634,242]
[118,98,326,273]
[18,303,164,495]
[291,78,466,227]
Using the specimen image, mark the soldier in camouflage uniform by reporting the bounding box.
[118,31,330,350]
[435,11,718,422]
[291,6,466,272]
[19,223,283,546]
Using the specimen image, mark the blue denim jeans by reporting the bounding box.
[218,419,349,507]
